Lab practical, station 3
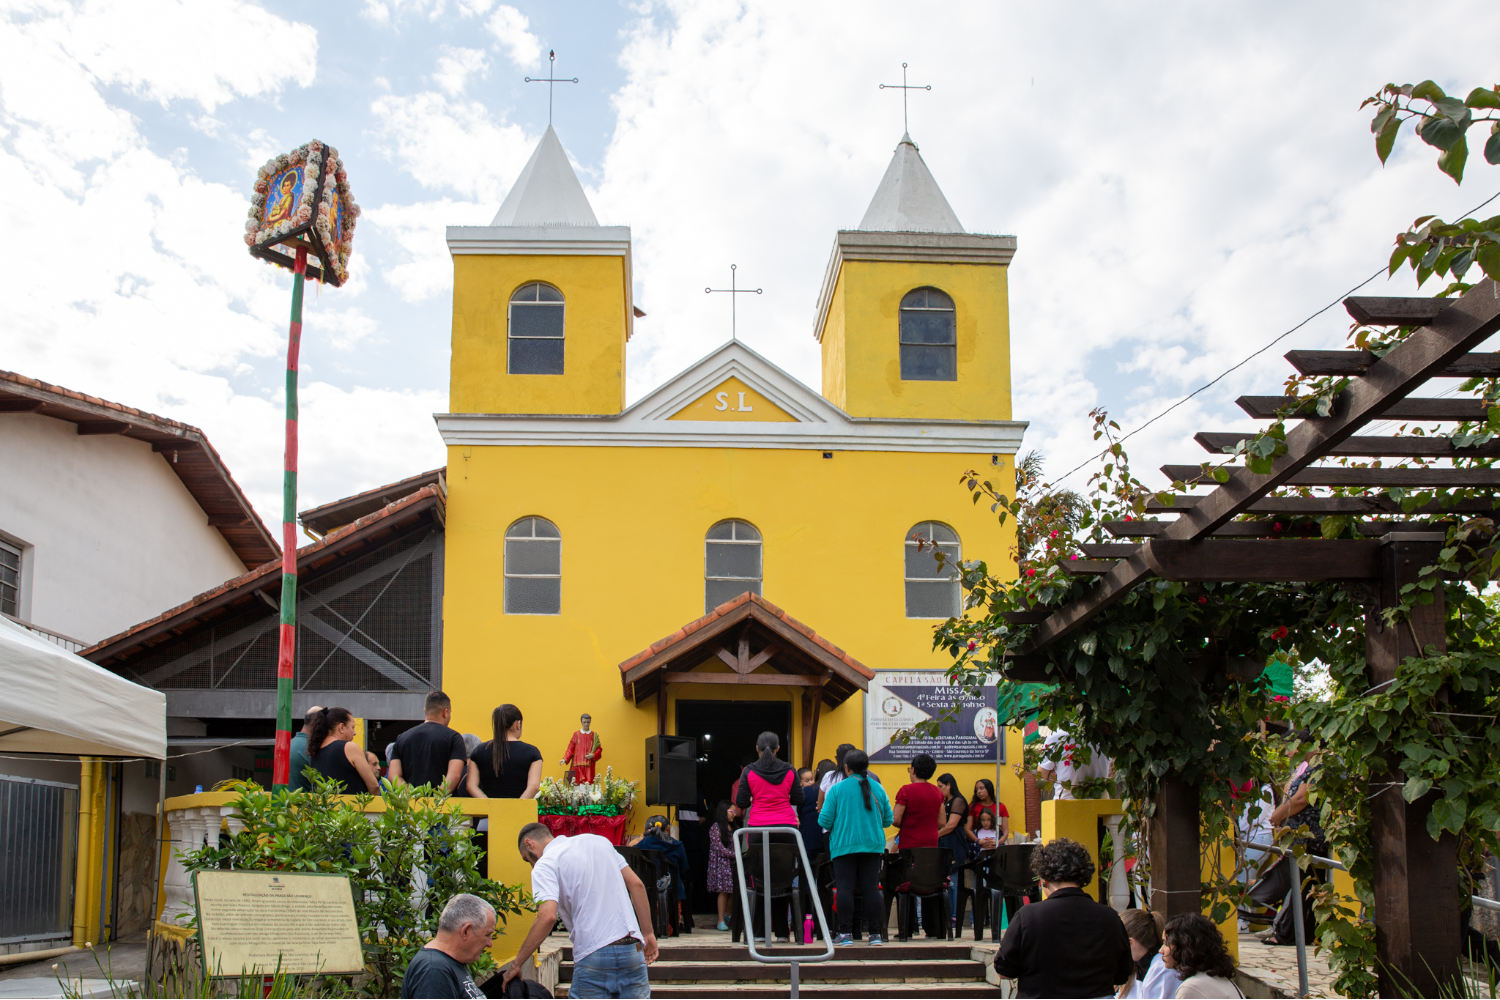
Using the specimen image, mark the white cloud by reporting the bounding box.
[361,0,446,24]
[368,91,532,203]
[431,46,489,97]
[364,199,487,303]
[485,5,542,70]
[10,0,317,113]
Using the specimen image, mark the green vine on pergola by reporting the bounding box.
[918,78,1500,998]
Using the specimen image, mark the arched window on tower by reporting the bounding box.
[508,282,565,375]
[905,521,961,618]
[504,516,561,614]
[705,520,762,612]
[899,287,956,381]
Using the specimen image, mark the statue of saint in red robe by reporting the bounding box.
[561,713,603,784]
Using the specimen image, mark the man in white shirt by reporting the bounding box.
[503,823,659,999]
[1037,729,1112,801]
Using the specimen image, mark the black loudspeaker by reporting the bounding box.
[645,735,698,806]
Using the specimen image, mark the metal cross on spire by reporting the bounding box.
[704,264,762,341]
[525,49,578,127]
[878,61,931,140]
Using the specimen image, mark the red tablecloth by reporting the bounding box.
[538,813,629,844]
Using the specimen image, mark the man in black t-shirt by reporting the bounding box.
[390,691,469,793]
[401,893,494,999]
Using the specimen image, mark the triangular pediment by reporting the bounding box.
[632,340,840,425]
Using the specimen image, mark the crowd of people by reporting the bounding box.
[289,692,545,801]
[281,701,1261,998]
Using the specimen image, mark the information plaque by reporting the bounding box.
[865,670,1002,764]
[192,870,364,977]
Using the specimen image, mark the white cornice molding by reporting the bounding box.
[445,225,631,256]
[433,329,1029,451]
[812,230,1018,343]
[434,413,1027,453]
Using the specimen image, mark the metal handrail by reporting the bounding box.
[731,825,834,998]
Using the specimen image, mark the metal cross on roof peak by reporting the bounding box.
[525,49,578,128]
[704,264,762,341]
[878,61,931,141]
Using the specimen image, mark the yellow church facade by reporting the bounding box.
[437,126,1029,821]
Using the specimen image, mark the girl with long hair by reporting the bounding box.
[817,749,893,947]
[466,703,542,799]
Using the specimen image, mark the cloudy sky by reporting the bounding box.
[4,1,1499,534]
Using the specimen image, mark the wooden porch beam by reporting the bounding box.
[1344,295,1450,326]
[76,420,130,435]
[1196,431,1500,459]
[1237,395,1487,421]
[1143,539,1380,581]
[1286,348,1500,378]
[659,671,821,687]
[1164,465,1500,489]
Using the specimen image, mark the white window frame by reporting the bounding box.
[898,286,957,382]
[705,519,763,612]
[507,281,565,375]
[503,516,561,615]
[0,536,23,620]
[904,521,961,619]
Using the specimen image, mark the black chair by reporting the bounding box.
[733,839,803,944]
[615,846,670,937]
[892,847,952,940]
[953,849,991,937]
[981,844,1038,942]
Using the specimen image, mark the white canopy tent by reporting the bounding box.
[0,616,165,759]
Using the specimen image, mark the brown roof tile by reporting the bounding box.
[0,369,278,568]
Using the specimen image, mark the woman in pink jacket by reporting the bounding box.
[732,731,803,825]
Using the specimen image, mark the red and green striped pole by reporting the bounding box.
[272,247,307,790]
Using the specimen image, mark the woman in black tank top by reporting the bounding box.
[306,707,380,793]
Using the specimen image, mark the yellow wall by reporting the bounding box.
[449,254,628,415]
[443,443,1024,827]
[819,259,1012,421]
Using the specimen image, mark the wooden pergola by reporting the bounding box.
[1008,278,1500,995]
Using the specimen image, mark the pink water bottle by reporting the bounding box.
[803,914,814,943]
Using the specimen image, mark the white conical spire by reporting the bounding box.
[491,126,599,227]
[857,136,964,233]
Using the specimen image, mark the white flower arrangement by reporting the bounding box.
[537,766,638,816]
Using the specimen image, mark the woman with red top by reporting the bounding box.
[966,778,1011,846]
[892,753,944,849]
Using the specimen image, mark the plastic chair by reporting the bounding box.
[984,844,1038,942]
[734,839,803,944]
[615,845,670,937]
[892,847,952,940]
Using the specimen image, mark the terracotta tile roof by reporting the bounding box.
[0,369,278,568]
[300,468,445,535]
[83,486,443,666]
[617,592,873,706]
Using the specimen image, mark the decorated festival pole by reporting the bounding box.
[245,140,358,790]
[272,248,307,788]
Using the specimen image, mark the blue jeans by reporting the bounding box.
[570,942,649,999]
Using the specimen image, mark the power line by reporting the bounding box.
[1049,186,1500,488]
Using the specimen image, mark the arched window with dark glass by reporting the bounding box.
[905,521,961,618]
[504,517,561,614]
[899,287,956,381]
[705,520,762,612]
[508,282,565,374]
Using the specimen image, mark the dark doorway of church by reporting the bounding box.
[676,698,791,915]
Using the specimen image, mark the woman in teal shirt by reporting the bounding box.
[818,749,894,945]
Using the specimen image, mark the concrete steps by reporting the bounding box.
[555,936,996,998]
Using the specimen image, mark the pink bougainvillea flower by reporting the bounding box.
[967,641,977,651]
[1271,626,1289,641]
[1025,568,1036,577]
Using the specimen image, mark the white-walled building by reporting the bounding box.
[0,369,276,953]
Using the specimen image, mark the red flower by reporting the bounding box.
[1124,515,1133,521]
[1273,522,1283,532]
[1049,530,1058,538]
[1272,695,1289,703]
[967,641,977,651]
[1271,626,1289,641]
[1198,596,1208,605]
[1025,568,1036,577]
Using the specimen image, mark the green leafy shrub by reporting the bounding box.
[182,775,528,998]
